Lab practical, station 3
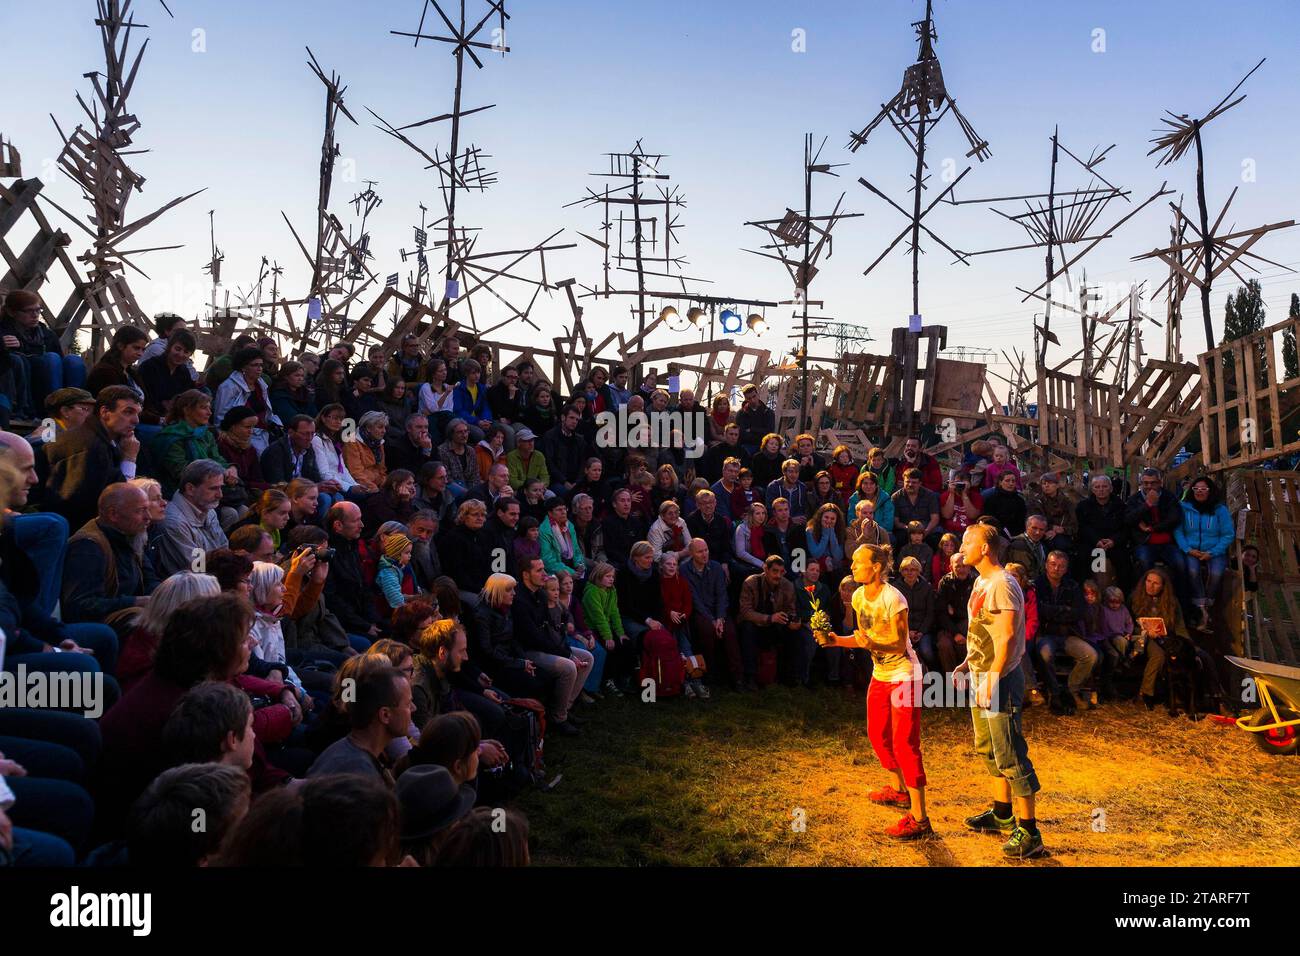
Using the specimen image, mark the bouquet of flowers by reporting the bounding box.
[807,592,833,645]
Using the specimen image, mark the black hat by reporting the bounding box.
[219,405,258,431]
[397,764,476,841]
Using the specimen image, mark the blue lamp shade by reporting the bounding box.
[719,309,743,334]
[307,298,322,322]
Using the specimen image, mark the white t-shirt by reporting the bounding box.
[851,582,919,682]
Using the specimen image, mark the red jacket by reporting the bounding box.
[829,461,859,506]
[1023,585,1039,643]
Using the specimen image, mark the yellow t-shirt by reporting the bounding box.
[851,582,918,682]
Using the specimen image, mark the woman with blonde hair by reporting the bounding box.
[817,543,930,839]
[116,571,221,692]
[472,573,549,701]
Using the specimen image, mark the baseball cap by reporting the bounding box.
[514,427,536,442]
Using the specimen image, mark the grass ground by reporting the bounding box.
[516,683,1300,867]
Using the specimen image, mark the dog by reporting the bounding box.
[1156,632,1218,721]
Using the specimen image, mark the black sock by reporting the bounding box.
[1020,817,1039,835]
[993,801,1013,820]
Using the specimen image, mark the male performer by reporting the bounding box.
[955,522,1044,859]
[817,544,930,839]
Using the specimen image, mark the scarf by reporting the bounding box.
[627,555,654,582]
[221,428,251,451]
[749,522,767,559]
[664,520,685,553]
[551,519,573,561]
[363,431,385,457]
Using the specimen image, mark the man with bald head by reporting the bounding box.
[322,499,380,647]
[61,482,158,628]
[0,430,73,618]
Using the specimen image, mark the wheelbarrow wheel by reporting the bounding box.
[1251,705,1299,756]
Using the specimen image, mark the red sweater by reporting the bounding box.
[829,461,859,506]
[660,572,693,622]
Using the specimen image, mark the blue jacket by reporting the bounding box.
[1174,501,1233,557]
[452,380,490,422]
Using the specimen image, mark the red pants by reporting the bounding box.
[866,677,927,789]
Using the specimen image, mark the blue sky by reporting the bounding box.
[4,0,1299,378]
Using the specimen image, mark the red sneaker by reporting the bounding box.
[886,814,933,840]
[868,785,911,808]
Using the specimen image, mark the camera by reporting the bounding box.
[954,481,966,491]
[316,547,336,563]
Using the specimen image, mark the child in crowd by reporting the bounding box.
[1005,563,1044,706]
[899,521,934,576]
[376,532,415,611]
[581,561,632,695]
[1079,580,1108,706]
[545,573,601,704]
[737,467,758,512]
[829,445,859,507]
[982,444,1023,491]
[1100,584,1140,687]
[658,551,707,699]
[932,533,958,588]
[514,517,541,571]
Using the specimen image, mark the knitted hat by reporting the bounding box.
[384,532,414,559]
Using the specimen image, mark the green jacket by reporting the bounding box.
[506,448,550,489]
[151,422,228,496]
[581,583,624,641]
[540,519,586,577]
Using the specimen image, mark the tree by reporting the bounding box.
[1285,293,1299,381]
[1222,280,1268,387]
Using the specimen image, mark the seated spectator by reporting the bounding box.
[431,805,530,866]
[84,326,148,403]
[981,443,1023,491]
[0,431,70,615]
[138,329,198,425]
[1175,476,1233,633]
[806,503,847,578]
[845,498,890,555]
[228,526,275,563]
[234,487,292,550]
[0,290,87,417]
[313,358,349,411]
[156,459,229,576]
[735,384,775,453]
[686,488,733,567]
[1131,566,1195,711]
[749,432,785,488]
[828,445,859,507]
[897,521,933,583]
[891,436,943,493]
[939,468,983,536]
[1005,514,1049,582]
[895,555,937,674]
[847,470,895,536]
[698,421,750,485]
[117,571,221,692]
[363,469,418,539]
[205,548,254,596]
[981,469,1027,537]
[520,380,557,437]
[344,410,390,492]
[213,347,281,454]
[807,470,838,514]
[539,496,586,580]
[322,500,384,644]
[648,499,692,561]
[795,559,834,684]
[473,423,509,482]
[126,762,251,867]
[416,356,454,433]
[513,557,592,734]
[283,478,322,536]
[789,433,827,486]
[1004,562,1044,705]
[385,413,437,477]
[261,414,323,486]
[708,455,745,522]
[306,657,410,784]
[463,461,515,511]
[681,538,741,687]
[451,358,493,444]
[216,406,271,513]
[268,361,317,423]
[203,334,257,394]
[313,404,367,497]
[98,593,295,829]
[568,493,599,561]
[437,417,478,496]
[342,362,385,422]
[738,555,802,688]
[437,498,497,604]
[394,762,478,865]
[159,682,255,771]
[935,553,974,674]
[379,379,411,442]
[1125,467,1184,582]
[472,572,553,703]
[1075,473,1129,591]
[864,446,898,497]
[278,524,354,667]
[150,389,233,498]
[1034,550,1096,715]
[891,468,942,549]
[539,404,590,498]
[765,458,808,522]
[61,482,160,626]
[414,460,456,525]
[29,387,95,467]
[581,560,637,695]
[376,532,417,613]
[217,773,402,866]
[930,532,958,587]
[44,385,143,529]
[1025,471,1077,556]
[763,497,806,576]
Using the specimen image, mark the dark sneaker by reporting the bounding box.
[1002,826,1045,859]
[552,719,581,736]
[886,814,933,840]
[1059,690,1078,715]
[868,785,911,808]
[965,808,1016,834]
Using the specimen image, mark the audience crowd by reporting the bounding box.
[0,317,1244,867]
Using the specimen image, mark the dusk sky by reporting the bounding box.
[5,0,1300,380]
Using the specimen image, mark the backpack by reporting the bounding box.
[639,627,685,698]
[502,697,547,786]
[756,649,778,687]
